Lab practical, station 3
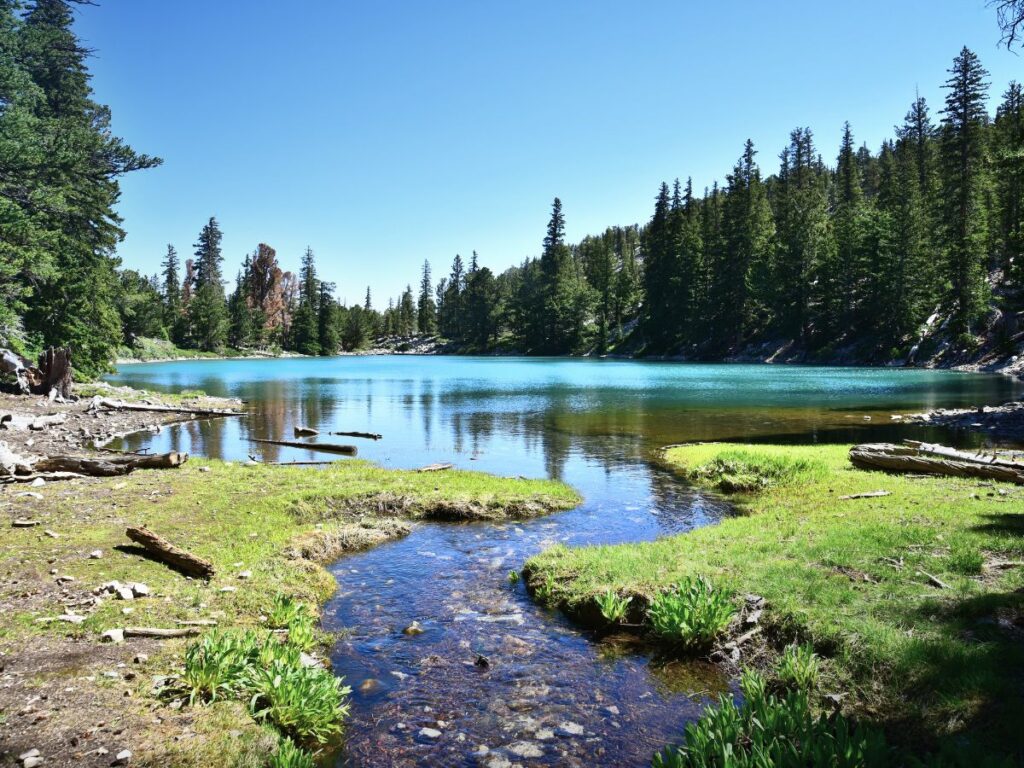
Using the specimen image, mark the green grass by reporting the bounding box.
[524,443,1024,761]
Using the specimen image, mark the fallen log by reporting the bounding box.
[416,462,454,472]
[90,396,243,418]
[293,426,319,436]
[29,452,188,477]
[250,438,357,455]
[849,443,1024,485]
[125,526,215,579]
[329,430,382,440]
[123,626,201,639]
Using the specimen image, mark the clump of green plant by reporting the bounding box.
[652,670,891,767]
[534,574,557,604]
[507,569,521,584]
[688,449,824,493]
[595,589,633,624]
[248,658,350,743]
[180,594,350,747]
[268,594,313,629]
[777,643,820,692]
[270,738,315,768]
[945,541,984,575]
[285,613,318,652]
[647,576,735,650]
[181,629,261,704]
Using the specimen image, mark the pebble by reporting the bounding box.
[133,654,148,664]
[30,477,45,487]
[23,758,43,768]
[219,586,237,593]
[603,705,620,716]
[483,756,512,768]
[89,550,103,559]
[506,741,544,758]
[113,749,132,765]
[418,727,442,739]
[555,722,584,736]
[101,629,125,644]
[402,621,424,636]
[237,570,252,579]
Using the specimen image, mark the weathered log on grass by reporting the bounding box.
[29,413,68,430]
[329,430,382,440]
[416,462,454,472]
[30,451,188,477]
[125,525,215,579]
[849,443,1024,484]
[250,437,357,455]
[90,397,243,418]
[123,626,201,639]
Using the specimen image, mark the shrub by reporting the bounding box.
[689,450,824,493]
[269,738,315,768]
[285,613,317,652]
[507,569,521,584]
[248,659,351,743]
[534,574,557,604]
[268,594,313,629]
[652,670,892,768]
[595,589,633,624]
[181,629,261,705]
[777,643,820,692]
[647,577,735,650]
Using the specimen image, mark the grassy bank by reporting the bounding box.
[1,459,579,766]
[523,443,1024,762]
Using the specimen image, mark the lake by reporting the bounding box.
[106,357,1023,766]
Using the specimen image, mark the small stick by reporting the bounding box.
[124,627,201,638]
[839,490,891,500]
[918,569,950,590]
[250,438,357,455]
[416,462,453,472]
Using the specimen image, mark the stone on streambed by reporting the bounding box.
[555,721,585,736]
[402,621,424,636]
[418,727,442,740]
[505,741,544,758]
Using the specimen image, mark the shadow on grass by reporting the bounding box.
[883,587,1024,765]
[971,513,1024,537]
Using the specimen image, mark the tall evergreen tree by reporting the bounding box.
[994,82,1024,279]
[417,260,436,335]
[940,47,992,335]
[187,217,227,351]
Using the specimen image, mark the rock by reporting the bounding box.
[535,728,554,740]
[418,727,442,739]
[89,550,103,559]
[402,621,424,636]
[299,652,319,668]
[15,492,42,500]
[483,756,512,768]
[101,629,125,644]
[12,518,41,527]
[358,678,379,693]
[604,705,620,716]
[113,749,132,765]
[44,529,59,538]
[555,722,584,737]
[219,586,237,593]
[19,749,40,761]
[506,741,544,758]
[116,587,134,601]
[237,570,252,579]
[474,654,490,669]
[133,654,148,664]
[129,583,149,597]
[30,477,45,487]
[23,758,43,768]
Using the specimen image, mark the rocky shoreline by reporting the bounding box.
[903,401,1024,442]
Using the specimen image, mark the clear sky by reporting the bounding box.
[74,0,1021,307]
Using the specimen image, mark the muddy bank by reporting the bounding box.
[0,383,243,459]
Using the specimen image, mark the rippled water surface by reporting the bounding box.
[106,357,1023,766]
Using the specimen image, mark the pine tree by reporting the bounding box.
[15,0,160,375]
[831,122,867,338]
[187,218,227,351]
[994,82,1024,279]
[317,280,339,354]
[940,47,992,336]
[291,247,321,354]
[417,260,437,335]
[642,183,674,349]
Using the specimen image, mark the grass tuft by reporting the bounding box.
[685,447,826,492]
[647,577,735,650]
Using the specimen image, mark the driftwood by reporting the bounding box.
[123,626,201,638]
[416,462,454,472]
[125,526,215,579]
[918,570,950,590]
[849,442,1024,485]
[329,430,382,440]
[29,413,67,430]
[29,452,188,477]
[91,396,243,418]
[293,426,319,436]
[250,438,357,455]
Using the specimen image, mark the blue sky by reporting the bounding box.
[76,0,1021,307]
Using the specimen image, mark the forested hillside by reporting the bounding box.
[2,1,1023,375]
